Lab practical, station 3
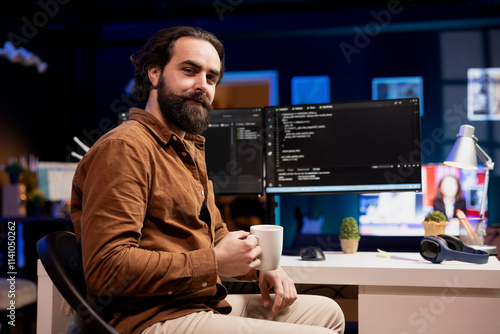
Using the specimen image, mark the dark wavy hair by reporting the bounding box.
[130,26,225,102]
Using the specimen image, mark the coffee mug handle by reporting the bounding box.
[247,234,259,243]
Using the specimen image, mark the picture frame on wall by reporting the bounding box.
[467,67,500,121]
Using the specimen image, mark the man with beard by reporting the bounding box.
[71,26,344,334]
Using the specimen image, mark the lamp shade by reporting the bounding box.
[443,125,478,170]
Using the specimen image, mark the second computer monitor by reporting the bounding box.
[204,107,264,196]
[265,98,422,194]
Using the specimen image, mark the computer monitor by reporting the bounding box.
[359,163,488,236]
[203,107,264,196]
[372,76,424,116]
[264,98,422,194]
[117,108,265,195]
[37,161,78,201]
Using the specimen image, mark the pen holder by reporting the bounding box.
[459,218,485,246]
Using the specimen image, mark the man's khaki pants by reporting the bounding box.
[142,294,345,334]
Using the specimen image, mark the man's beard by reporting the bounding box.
[157,76,213,135]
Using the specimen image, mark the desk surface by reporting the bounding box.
[280,251,500,289]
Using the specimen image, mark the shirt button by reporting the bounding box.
[172,136,177,141]
[181,152,187,156]
[202,282,208,288]
[168,291,173,295]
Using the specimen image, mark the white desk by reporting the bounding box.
[280,252,500,334]
[37,260,73,334]
[38,253,500,334]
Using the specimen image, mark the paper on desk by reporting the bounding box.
[377,249,420,262]
[377,249,391,258]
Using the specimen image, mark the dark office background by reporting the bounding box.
[1,0,500,244]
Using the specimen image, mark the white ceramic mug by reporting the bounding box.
[249,225,283,271]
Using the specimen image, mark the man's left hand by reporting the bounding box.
[259,266,297,315]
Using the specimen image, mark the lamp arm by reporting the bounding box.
[475,143,494,171]
[476,168,489,239]
[474,142,494,240]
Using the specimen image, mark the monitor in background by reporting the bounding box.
[37,161,78,202]
[203,108,264,196]
[291,75,330,105]
[359,163,488,236]
[264,98,422,195]
[372,76,424,116]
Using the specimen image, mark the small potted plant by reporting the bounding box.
[5,162,25,184]
[423,210,448,236]
[339,217,360,254]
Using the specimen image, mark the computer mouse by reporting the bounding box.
[300,246,326,261]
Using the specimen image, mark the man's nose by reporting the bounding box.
[194,75,208,93]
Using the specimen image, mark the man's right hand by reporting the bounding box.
[214,230,262,277]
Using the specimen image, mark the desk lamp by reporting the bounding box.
[444,124,497,255]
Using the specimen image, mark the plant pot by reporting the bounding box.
[340,239,359,254]
[1,183,27,217]
[423,220,448,236]
[9,174,20,184]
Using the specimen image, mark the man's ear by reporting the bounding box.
[148,64,161,89]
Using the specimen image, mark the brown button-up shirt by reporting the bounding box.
[71,108,257,334]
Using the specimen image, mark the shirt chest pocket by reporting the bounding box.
[148,166,206,227]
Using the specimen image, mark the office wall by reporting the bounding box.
[218,24,500,235]
[224,21,500,236]
[0,7,91,166]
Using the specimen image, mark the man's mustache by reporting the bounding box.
[182,92,211,110]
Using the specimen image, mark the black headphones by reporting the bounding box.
[420,234,489,264]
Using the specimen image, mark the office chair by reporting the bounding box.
[36,231,119,334]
